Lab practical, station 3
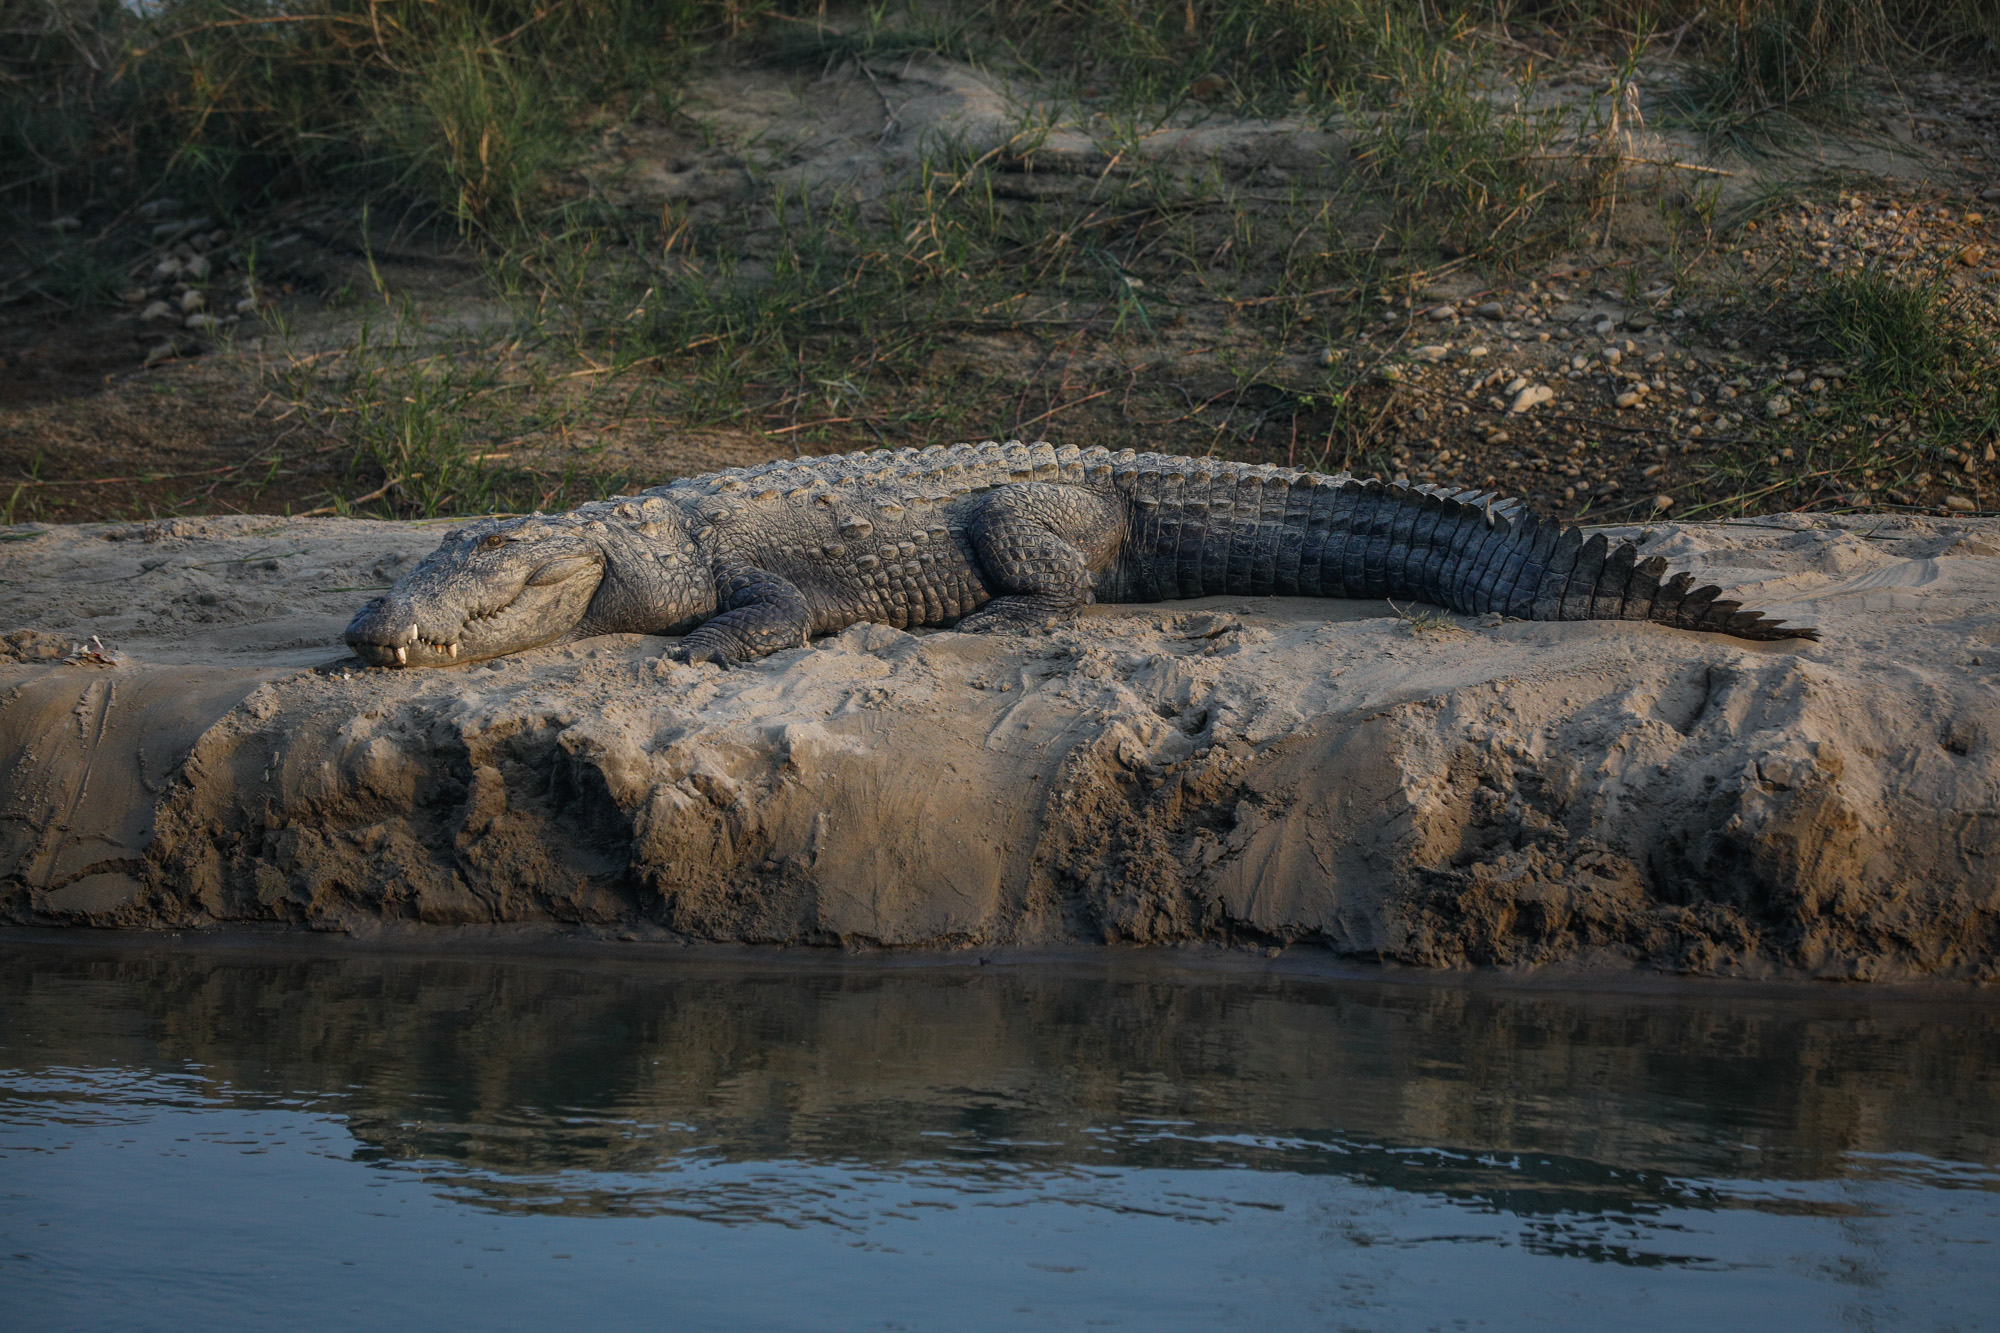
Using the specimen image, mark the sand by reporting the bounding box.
[3,511,1998,979]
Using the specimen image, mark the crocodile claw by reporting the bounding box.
[675,642,736,668]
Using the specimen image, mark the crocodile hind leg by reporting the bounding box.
[956,483,1122,634]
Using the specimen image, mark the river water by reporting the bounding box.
[2,940,1996,1331]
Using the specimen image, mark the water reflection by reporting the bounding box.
[3,943,1997,1328]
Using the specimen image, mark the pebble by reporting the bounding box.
[1652,494,1674,511]
[1601,347,1622,365]
[1475,301,1505,319]
[1615,390,1644,409]
[179,289,206,314]
[1946,494,1977,512]
[1765,395,1791,417]
[184,313,224,332]
[1508,384,1555,414]
[1427,304,1455,321]
[139,300,176,323]
[181,254,212,282]
[1466,345,1489,358]
[1625,312,1656,330]
[1414,344,1450,362]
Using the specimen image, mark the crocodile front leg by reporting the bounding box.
[957,483,1123,634]
[674,565,812,666]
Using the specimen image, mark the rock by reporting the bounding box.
[235,297,261,316]
[151,257,180,283]
[143,339,185,366]
[1508,384,1555,414]
[1982,186,2000,202]
[1594,318,1617,336]
[1475,301,1505,319]
[139,300,177,323]
[1651,494,1673,511]
[179,289,205,314]
[1615,390,1645,409]
[1426,304,1455,321]
[184,314,223,332]
[1765,395,1792,418]
[181,254,212,282]
[1783,369,1807,384]
[1601,347,1622,366]
[1414,344,1450,362]
[1466,346,1489,358]
[1318,347,1339,366]
[1946,494,1977,513]
[1960,244,1987,267]
[1625,312,1655,330]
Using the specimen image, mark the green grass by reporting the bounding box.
[12,0,1994,237]
[1810,264,1986,398]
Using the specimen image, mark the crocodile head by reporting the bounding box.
[346,515,610,668]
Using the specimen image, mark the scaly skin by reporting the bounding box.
[345,440,1818,668]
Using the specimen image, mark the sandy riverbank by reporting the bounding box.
[3,512,1998,979]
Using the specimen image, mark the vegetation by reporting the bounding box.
[3,0,1998,524]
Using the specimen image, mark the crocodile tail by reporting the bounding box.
[1509,526,1820,642]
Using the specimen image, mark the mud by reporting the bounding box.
[3,512,1999,979]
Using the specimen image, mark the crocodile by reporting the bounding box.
[344,440,1817,668]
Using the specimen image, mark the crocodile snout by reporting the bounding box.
[345,597,464,669]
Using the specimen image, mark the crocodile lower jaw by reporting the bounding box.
[349,621,465,668]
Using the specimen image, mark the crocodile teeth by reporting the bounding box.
[407,624,419,643]
[394,646,407,665]
[448,643,459,658]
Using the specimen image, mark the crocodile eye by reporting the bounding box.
[481,534,506,550]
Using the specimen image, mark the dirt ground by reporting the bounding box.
[5,46,1999,526]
